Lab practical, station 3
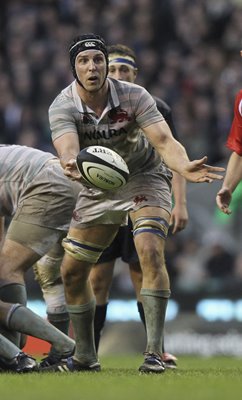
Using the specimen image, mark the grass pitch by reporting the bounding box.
[1,355,242,400]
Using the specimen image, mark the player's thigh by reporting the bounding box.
[61,225,120,276]
[68,224,120,247]
[5,220,65,259]
[0,239,40,282]
[130,206,170,222]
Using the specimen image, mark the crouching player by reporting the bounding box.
[0,144,79,362]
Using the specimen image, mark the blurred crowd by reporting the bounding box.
[1,0,242,298]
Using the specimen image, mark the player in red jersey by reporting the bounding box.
[216,89,242,214]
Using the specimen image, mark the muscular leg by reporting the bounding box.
[61,225,119,367]
[129,261,146,328]
[0,240,40,346]
[130,207,171,363]
[90,260,115,351]
[129,235,177,368]
[0,300,74,356]
[0,332,22,361]
[33,242,70,335]
[0,221,65,347]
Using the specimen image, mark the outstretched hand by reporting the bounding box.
[182,156,225,183]
[216,188,232,215]
[64,158,82,181]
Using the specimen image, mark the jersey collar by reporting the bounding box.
[71,78,120,115]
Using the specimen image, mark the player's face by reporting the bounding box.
[75,50,107,92]
[108,63,137,83]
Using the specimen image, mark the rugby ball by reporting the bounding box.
[76,146,129,190]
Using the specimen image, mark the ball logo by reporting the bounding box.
[76,146,129,190]
[89,147,128,170]
[84,42,96,47]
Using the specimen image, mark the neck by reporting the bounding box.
[76,81,109,117]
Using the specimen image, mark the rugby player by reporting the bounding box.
[91,44,188,368]
[216,95,242,211]
[0,299,75,372]
[41,33,224,373]
[0,144,79,361]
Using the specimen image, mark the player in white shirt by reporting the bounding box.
[42,33,224,373]
[0,145,78,363]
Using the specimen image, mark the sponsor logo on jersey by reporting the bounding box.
[83,127,127,141]
[108,108,132,123]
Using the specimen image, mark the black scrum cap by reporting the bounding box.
[69,33,109,83]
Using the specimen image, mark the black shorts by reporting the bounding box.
[97,219,139,264]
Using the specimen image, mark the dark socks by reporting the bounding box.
[47,311,70,357]
[94,303,108,352]
[47,311,70,336]
[137,301,146,330]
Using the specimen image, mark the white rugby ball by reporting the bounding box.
[76,146,129,190]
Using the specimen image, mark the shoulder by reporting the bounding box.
[49,83,75,111]
[108,77,151,97]
[108,78,155,112]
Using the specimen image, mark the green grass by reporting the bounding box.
[1,355,242,400]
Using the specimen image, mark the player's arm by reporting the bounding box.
[143,120,224,183]
[216,151,242,214]
[170,172,188,233]
[53,132,81,180]
[156,100,188,232]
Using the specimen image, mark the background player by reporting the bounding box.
[90,44,188,368]
[216,84,242,214]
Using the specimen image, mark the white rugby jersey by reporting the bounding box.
[49,78,171,176]
[0,145,55,216]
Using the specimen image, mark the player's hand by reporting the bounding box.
[216,187,232,215]
[170,203,188,234]
[64,158,82,181]
[182,156,225,183]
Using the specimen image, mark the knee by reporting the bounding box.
[60,261,89,288]
[91,274,109,298]
[138,242,164,266]
[33,255,62,290]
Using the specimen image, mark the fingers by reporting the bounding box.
[203,164,225,172]
[66,158,77,167]
[196,174,223,183]
[64,168,81,180]
[205,173,224,180]
[198,156,208,164]
[171,224,185,234]
[170,219,187,234]
[217,204,232,215]
[216,194,232,215]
